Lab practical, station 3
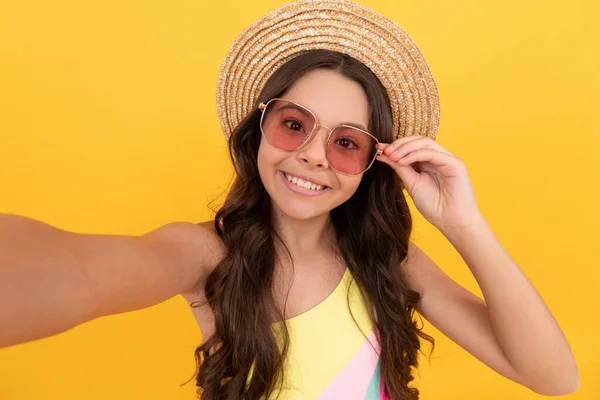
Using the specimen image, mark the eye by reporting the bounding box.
[284,119,304,132]
[335,137,359,149]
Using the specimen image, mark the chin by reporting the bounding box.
[272,200,329,221]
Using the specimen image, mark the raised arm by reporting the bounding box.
[0,214,214,349]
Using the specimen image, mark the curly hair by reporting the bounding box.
[191,50,434,399]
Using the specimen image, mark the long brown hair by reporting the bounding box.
[192,50,434,399]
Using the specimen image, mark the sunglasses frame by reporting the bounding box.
[258,98,383,176]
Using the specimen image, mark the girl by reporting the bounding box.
[0,1,578,399]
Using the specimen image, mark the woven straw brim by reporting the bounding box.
[216,0,440,141]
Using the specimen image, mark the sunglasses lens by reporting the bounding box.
[327,126,378,175]
[260,99,316,151]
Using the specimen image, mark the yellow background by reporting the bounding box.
[0,0,598,398]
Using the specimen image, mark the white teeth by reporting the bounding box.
[284,173,325,191]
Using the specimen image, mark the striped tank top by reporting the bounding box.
[267,267,389,399]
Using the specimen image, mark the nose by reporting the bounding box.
[295,124,330,170]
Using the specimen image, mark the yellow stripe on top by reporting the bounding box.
[266,268,376,399]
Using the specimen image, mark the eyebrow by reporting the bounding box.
[277,101,368,131]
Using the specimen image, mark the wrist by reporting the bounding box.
[440,213,489,245]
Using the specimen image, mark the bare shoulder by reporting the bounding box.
[152,220,225,297]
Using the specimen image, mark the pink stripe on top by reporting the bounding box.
[317,328,382,399]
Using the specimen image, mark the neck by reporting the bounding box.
[271,207,337,264]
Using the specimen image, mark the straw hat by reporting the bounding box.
[216,0,440,141]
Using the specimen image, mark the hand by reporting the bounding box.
[376,136,482,232]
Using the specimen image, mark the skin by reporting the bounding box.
[255,68,371,317]
[0,69,579,394]
[257,69,368,262]
[195,68,579,395]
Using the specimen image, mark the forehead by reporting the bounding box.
[280,69,370,129]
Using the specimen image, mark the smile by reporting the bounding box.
[284,172,327,191]
[279,171,330,197]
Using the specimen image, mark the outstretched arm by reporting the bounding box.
[0,214,210,349]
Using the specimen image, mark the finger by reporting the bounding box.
[397,148,460,168]
[381,135,423,156]
[376,153,420,188]
[390,137,453,161]
[376,139,420,153]
[387,138,435,161]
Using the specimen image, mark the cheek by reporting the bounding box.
[257,138,286,182]
[256,142,272,187]
[257,138,276,168]
[257,140,267,171]
[336,175,363,200]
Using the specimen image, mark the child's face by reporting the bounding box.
[257,68,370,221]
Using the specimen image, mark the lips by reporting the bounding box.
[281,170,329,188]
[279,171,331,197]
